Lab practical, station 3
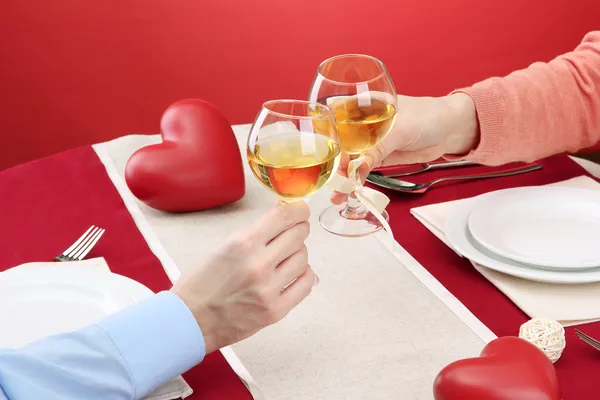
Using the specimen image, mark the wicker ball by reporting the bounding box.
[519,318,566,363]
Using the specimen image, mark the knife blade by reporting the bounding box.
[372,159,478,178]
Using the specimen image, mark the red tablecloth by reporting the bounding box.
[383,155,599,399]
[0,146,252,399]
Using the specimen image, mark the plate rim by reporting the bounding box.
[0,266,154,347]
[467,186,600,269]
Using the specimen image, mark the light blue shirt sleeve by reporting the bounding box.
[0,291,205,400]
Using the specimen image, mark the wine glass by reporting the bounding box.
[309,54,397,237]
[247,100,341,203]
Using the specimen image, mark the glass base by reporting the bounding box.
[319,203,389,237]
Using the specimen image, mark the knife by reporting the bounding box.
[372,159,478,178]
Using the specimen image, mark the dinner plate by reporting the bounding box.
[0,266,153,348]
[445,193,600,284]
[468,187,600,270]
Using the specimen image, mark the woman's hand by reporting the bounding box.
[331,93,479,204]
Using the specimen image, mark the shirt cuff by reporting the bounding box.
[95,291,205,398]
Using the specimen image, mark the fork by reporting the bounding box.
[53,225,106,262]
[575,329,600,351]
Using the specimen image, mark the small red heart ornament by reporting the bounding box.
[434,337,560,400]
[125,99,245,212]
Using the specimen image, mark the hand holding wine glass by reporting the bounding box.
[246,100,341,286]
[309,54,398,237]
[330,93,479,205]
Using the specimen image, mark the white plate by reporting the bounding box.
[468,187,600,270]
[445,193,600,284]
[0,266,153,348]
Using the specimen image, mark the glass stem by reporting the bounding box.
[340,154,368,220]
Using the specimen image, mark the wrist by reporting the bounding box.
[439,93,480,156]
[170,287,219,354]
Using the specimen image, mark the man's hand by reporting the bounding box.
[171,201,314,354]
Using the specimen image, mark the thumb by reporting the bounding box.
[361,126,402,175]
[361,117,419,170]
[362,141,388,171]
[361,120,405,170]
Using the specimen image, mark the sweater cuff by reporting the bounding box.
[446,83,506,164]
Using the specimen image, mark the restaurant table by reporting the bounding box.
[4,124,598,400]
[93,125,489,400]
[90,125,600,400]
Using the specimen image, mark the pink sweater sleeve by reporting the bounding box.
[456,31,600,165]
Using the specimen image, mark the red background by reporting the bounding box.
[1,0,598,170]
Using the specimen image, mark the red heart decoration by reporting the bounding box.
[434,337,561,400]
[125,99,245,212]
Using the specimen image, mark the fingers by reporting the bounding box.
[338,151,350,171]
[255,201,310,243]
[279,266,315,313]
[362,112,420,169]
[274,245,309,289]
[329,151,373,204]
[265,221,310,265]
[363,141,388,171]
[337,151,373,178]
[330,191,347,205]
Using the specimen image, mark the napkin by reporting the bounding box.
[8,258,193,399]
[411,176,600,327]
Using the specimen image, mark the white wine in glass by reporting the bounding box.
[247,100,341,202]
[328,95,397,155]
[309,54,398,237]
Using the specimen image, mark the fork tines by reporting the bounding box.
[55,225,106,262]
[575,329,600,351]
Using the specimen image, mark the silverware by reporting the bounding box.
[366,164,543,194]
[575,329,600,351]
[371,159,479,178]
[54,225,105,262]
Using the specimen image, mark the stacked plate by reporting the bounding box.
[444,186,600,284]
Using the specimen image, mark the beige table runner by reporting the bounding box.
[93,127,487,400]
